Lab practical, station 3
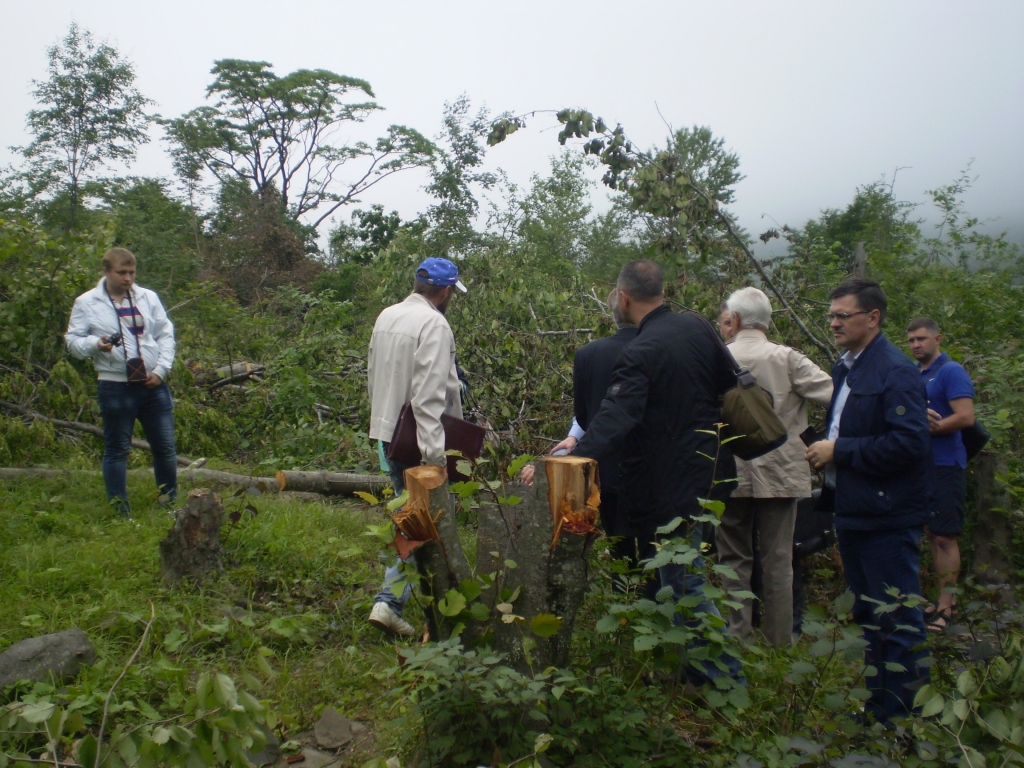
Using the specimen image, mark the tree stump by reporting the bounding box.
[972,453,1015,583]
[392,465,468,639]
[159,488,225,583]
[486,456,600,671]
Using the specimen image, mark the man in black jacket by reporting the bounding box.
[573,260,743,685]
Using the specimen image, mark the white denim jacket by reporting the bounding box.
[367,293,462,465]
[65,279,176,382]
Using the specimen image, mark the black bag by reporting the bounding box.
[961,421,990,461]
[688,312,788,461]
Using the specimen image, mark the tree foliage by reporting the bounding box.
[163,60,435,227]
[19,23,151,230]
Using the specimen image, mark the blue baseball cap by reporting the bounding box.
[415,257,467,293]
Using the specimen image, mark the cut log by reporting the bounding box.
[0,628,96,688]
[0,466,279,491]
[488,456,600,671]
[0,399,193,467]
[275,470,389,497]
[392,465,470,640]
[209,365,267,391]
[159,488,225,583]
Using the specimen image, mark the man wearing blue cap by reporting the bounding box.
[366,257,467,635]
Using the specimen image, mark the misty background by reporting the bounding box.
[2,0,1022,252]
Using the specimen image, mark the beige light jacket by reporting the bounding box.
[368,293,463,466]
[729,329,833,498]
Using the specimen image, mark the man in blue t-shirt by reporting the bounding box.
[906,317,976,629]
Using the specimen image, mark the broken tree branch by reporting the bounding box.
[0,399,193,467]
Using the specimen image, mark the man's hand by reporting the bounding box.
[144,372,163,389]
[521,463,536,487]
[97,336,114,352]
[550,435,578,455]
[805,439,836,470]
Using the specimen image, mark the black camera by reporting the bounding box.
[107,332,123,347]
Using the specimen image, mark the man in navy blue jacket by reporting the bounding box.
[805,279,931,723]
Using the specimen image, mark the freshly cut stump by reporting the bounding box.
[486,455,600,671]
[392,465,468,640]
[159,488,225,583]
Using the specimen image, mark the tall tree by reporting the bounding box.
[424,96,496,255]
[163,60,435,228]
[21,23,151,229]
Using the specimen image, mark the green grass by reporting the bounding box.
[0,472,420,762]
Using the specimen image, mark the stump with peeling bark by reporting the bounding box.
[481,456,600,670]
[391,465,470,640]
[159,489,225,583]
[390,458,599,668]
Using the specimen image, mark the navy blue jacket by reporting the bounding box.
[573,326,639,494]
[828,332,931,531]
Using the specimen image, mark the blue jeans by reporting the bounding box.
[97,381,177,515]
[837,526,929,723]
[654,524,746,686]
[373,447,414,613]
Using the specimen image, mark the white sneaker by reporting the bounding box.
[368,602,416,637]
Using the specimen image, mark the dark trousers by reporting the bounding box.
[97,381,177,515]
[837,526,929,723]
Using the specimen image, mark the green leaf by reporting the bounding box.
[19,701,56,724]
[507,454,535,478]
[459,579,482,602]
[152,727,172,745]
[529,614,562,639]
[213,673,240,711]
[956,670,978,697]
[438,590,467,617]
[386,490,409,511]
[76,733,98,768]
[469,602,490,622]
[353,491,378,505]
[595,615,620,634]
[634,635,660,652]
[832,590,855,617]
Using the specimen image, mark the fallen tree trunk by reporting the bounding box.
[0,466,278,491]
[0,399,192,467]
[275,470,390,496]
[209,366,267,392]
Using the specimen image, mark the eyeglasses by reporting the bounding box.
[825,311,870,322]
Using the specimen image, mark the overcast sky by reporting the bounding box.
[3,0,1022,254]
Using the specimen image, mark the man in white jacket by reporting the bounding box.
[65,248,177,516]
[366,257,466,635]
[718,287,833,647]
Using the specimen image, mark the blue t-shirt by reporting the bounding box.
[920,352,975,468]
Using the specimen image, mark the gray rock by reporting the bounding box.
[313,708,365,750]
[246,725,280,767]
[0,628,96,688]
[292,748,341,768]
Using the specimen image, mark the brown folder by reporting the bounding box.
[386,403,487,482]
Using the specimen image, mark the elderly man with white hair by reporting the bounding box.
[717,287,834,646]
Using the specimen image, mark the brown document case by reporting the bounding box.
[386,403,486,481]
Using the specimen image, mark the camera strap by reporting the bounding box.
[105,285,143,359]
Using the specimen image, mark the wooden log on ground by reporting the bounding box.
[275,470,389,497]
[972,453,1015,583]
[0,399,192,467]
[159,488,225,583]
[0,466,279,491]
[488,456,600,671]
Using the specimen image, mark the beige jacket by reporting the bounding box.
[729,329,833,498]
[368,293,463,465]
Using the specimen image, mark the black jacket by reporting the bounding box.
[827,332,931,531]
[573,326,639,493]
[573,305,736,534]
